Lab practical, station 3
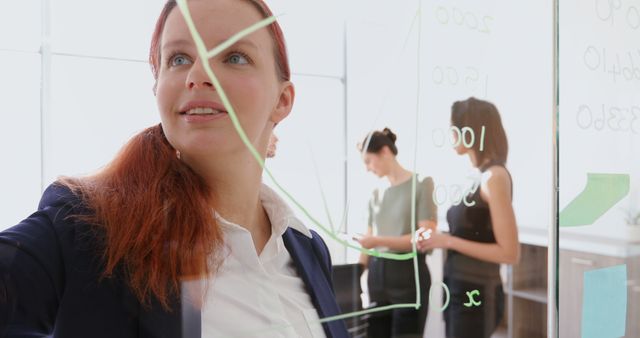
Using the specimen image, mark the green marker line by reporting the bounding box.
[429,281,451,312]
[319,302,420,322]
[241,303,420,337]
[176,0,211,66]
[176,0,415,261]
[560,173,630,227]
[336,200,350,234]
[358,4,423,260]
[410,0,424,307]
[175,2,431,333]
[366,7,421,133]
[360,8,420,155]
[206,16,278,59]
[176,0,268,169]
[309,144,336,233]
[463,289,482,307]
[265,167,416,259]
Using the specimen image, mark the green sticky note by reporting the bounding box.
[582,264,627,338]
[560,173,630,227]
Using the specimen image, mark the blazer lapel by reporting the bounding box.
[283,228,348,338]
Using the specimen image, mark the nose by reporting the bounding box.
[186,58,214,90]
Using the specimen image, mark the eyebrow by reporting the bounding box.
[226,39,258,52]
[162,37,260,55]
[161,39,192,52]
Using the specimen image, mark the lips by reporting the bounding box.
[182,107,223,116]
[178,100,228,116]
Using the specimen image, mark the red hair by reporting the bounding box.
[149,0,291,82]
[60,125,222,309]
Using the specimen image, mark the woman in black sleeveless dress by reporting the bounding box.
[417,97,520,338]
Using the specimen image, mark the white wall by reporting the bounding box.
[0,0,44,229]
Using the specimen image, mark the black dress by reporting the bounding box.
[443,163,512,338]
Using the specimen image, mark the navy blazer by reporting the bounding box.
[0,184,348,338]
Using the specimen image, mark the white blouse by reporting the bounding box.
[189,184,327,338]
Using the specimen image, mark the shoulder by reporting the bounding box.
[419,175,434,187]
[480,166,512,198]
[420,175,434,182]
[309,229,330,259]
[38,182,88,218]
[3,182,84,240]
[0,182,88,310]
[35,181,90,238]
[1,181,91,273]
[416,175,434,197]
[38,182,79,210]
[482,166,511,185]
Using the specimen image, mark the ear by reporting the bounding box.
[270,81,295,124]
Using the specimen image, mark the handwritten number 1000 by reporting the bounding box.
[432,125,486,151]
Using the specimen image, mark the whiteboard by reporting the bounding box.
[0,0,556,257]
[344,0,554,261]
[559,0,640,242]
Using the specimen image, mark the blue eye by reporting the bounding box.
[170,54,192,67]
[227,53,249,65]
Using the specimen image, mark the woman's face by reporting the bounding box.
[362,151,387,178]
[155,0,293,160]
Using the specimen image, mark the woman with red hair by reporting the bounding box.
[0,1,348,337]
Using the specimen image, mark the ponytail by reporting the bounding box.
[60,124,223,309]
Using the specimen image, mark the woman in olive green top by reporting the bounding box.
[356,128,437,338]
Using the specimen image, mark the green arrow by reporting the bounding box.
[560,173,630,227]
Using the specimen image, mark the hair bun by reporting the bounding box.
[382,127,397,143]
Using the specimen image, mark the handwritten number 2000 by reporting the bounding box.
[435,6,493,34]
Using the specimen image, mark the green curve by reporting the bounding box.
[175,1,434,332]
[176,0,420,261]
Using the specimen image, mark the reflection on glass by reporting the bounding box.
[416,98,519,338]
[0,1,350,338]
[357,127,436,337]
[559,0,640,336]
[4,0,620,336]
